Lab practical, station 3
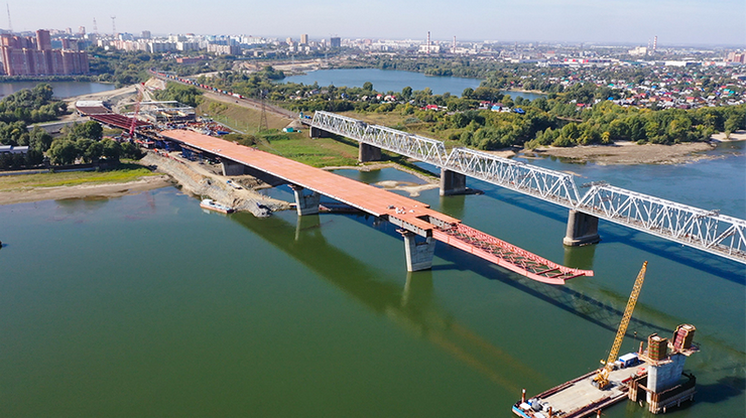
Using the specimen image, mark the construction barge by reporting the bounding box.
[513,263,698,417]
[513,325,698,418]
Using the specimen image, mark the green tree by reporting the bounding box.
[724,115,742,137]
[48,139,78,165]
[102,139,122,162]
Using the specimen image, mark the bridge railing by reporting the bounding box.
[577,184,746,263]
[311,111,746,264]
[444,147,581,208]
[312,111,448,165]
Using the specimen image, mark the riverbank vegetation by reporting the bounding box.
[46,121,143,165]
[0,163,156,192]
[187,64,745,151]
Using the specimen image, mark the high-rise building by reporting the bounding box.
[36,29,51,51]
[300,34,308,45]
[0,32,89,76]
[141,30,151,40]
[330,37,341,48]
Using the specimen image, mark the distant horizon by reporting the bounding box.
[4,29,745,51]
[6,0,746,48]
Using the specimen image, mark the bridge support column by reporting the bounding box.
[358,143,382,162]
[309,126,329,138]
[291,185,320,216]
[221,159,245,176]
[401,231,436,272]
[439,169,467,196]
[563,209,601,246]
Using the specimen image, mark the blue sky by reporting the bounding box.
[9,0,746,46]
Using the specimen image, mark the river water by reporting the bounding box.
[283,68,545,100]
[0,81,115,99]
[0,144,744,417]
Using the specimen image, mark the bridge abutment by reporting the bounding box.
[291,185,320,216]
[358,143,382,162]
[563,210,601,246]
[221,159,245,176]
[439,169,467,196]
[401,231,436,271]
[309,126,329,138]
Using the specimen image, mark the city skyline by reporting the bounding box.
[6,0,746,47]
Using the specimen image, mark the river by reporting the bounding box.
[0,145,743,417]
[0,81,115,99]
[283,68,545,100]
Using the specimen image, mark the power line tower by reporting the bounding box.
[259,89,269,133]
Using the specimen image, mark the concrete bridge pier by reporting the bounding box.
[440,169,467,196]
[359,143,382,162]
[563,210,601,246]
[221,159,246,176]
[309,126,330,138]
[401,230,436,271]
[290,185,320,216]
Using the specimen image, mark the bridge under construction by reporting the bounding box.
[162,129,593,285]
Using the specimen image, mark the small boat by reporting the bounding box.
[200,199,235,214]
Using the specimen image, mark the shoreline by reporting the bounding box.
[524,140,734,165]
[0,175,173,206]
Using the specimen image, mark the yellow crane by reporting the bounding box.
[593,261,648,389]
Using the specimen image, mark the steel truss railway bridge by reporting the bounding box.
[309,111,746,265]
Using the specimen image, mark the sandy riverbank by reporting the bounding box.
[525,141,721,165]
[0,175,173,206]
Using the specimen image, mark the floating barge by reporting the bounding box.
[512,358,647,418]
[513,324,698,418]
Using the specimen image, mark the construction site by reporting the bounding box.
[513,263,699,418]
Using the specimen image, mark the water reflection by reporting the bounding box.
[563,245,596,271]
[230,209,743,398]
[230,212,548,391]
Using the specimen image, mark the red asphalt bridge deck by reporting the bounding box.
[162,129,593,284]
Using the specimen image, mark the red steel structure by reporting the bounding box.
[163,129,593,285]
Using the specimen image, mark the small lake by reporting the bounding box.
[283,68,475,97]
[0,81,115,99]
[283,68,545,100]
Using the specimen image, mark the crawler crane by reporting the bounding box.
[592,261,648,389]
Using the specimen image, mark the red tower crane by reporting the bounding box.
[129,83,145,138]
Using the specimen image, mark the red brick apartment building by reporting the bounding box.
[0,30,89,76]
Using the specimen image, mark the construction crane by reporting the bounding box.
[128,83,145,139]
[593,261,648,389]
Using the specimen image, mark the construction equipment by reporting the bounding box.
[593,261,648,389]
[128,83,145,138]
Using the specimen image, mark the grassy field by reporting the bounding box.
[196,98,289,133]
[0,164,156,192]
[197,97,363,167]
[255,135,361,167]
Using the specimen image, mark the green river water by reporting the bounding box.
[1,144,744,417]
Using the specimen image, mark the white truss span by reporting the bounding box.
[310,111,746,264]
[444,147,580,208]
[313,111,448,165]
[577,184,746,263]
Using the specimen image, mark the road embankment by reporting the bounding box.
[139,152,291,217]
